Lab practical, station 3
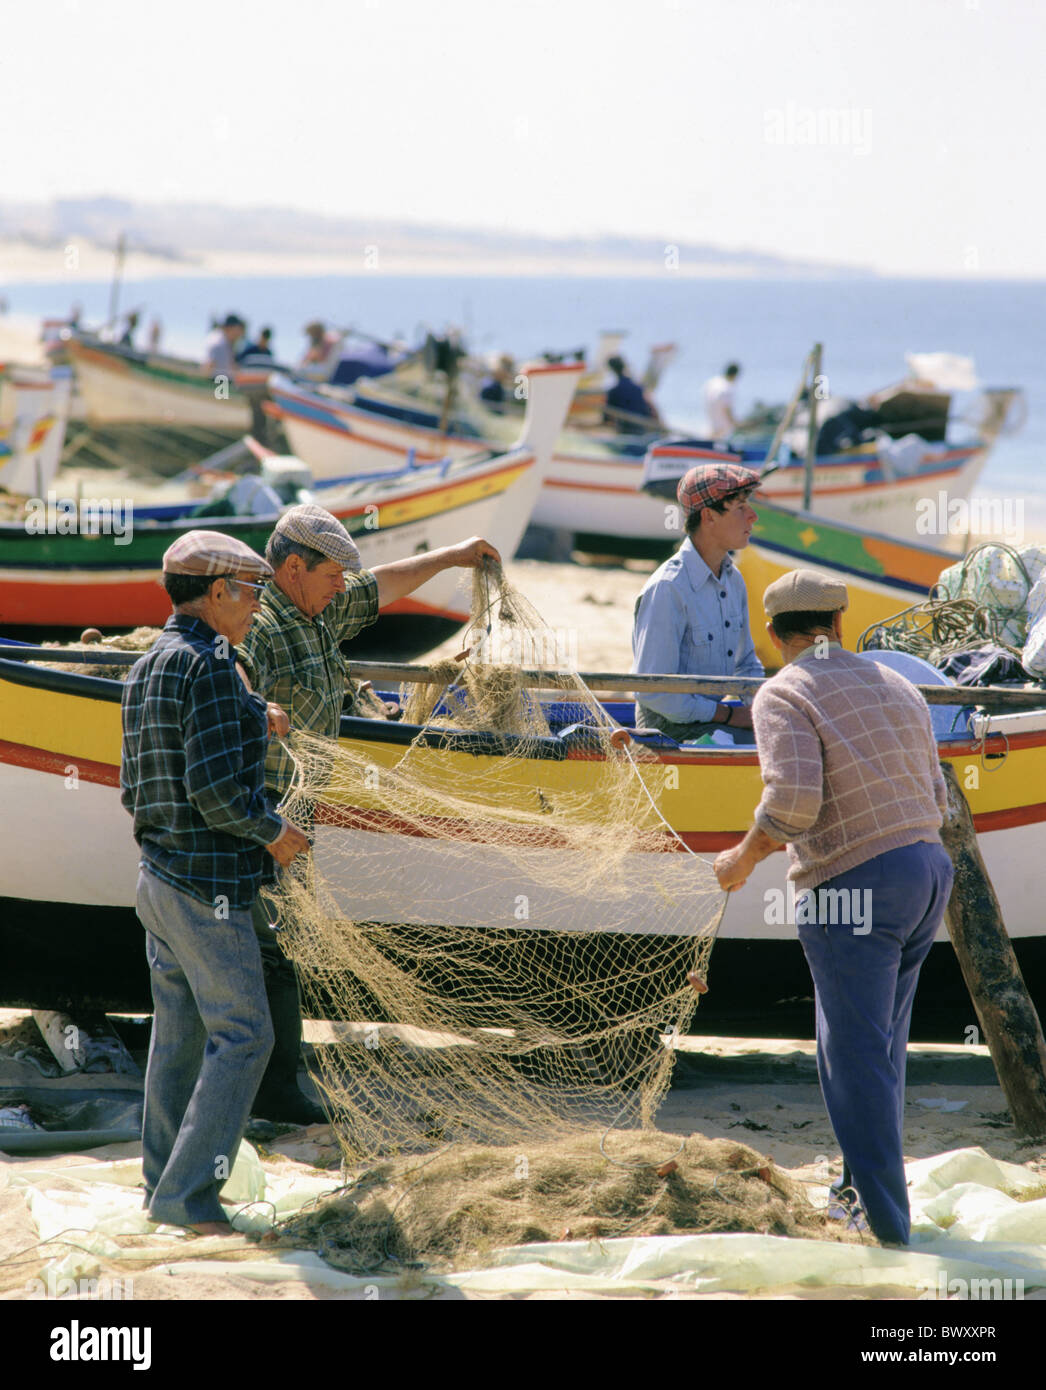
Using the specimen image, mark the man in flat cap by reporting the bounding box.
[120,530,310,1233]
[713,569,953,1246]
[631,462,763,743]
[203,314,247,378]
[237,504,500,1122]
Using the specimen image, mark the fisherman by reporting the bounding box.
[702,362,741,439]
[204,314,247,377]
[120,530,309,1234]
[117,311,140,350]
[237,504,501,1123]
[238,326,275,363]
[631,462,763,744]
[712,569,953,1246]
[479,355,516,407]
[603,355,661,435]
[301,320,342,374]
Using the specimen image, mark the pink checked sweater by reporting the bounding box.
[752,644,948,890]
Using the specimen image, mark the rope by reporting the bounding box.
[857,542,1033,666]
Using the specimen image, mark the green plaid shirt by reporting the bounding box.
[238,573,380,798]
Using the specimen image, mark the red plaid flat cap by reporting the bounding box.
[676,463,762,517]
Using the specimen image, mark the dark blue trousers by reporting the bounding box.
[795,841,954,1245]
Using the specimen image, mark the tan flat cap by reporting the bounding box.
[162,529,273,579]
[764,568,849,618]
[274,504,362,573]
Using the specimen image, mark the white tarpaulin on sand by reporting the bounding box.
[2,1143,1044,1299]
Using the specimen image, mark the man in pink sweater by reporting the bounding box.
[713,569,954,1245]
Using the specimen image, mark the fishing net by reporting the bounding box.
[32,626,162,679]
[858,543,1046,664]
[267,562,726,1162]
[276,1132,849,1274]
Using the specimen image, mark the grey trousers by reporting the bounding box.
[136,866,274,1227]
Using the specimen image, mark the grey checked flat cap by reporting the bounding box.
[274,504,362,573]
[162,529,273,579]
[763,568,849,618]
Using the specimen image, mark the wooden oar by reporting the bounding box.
[6,646,1046,711]
[341,661,1046,710]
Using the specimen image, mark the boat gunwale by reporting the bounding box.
[2,650,1043,764]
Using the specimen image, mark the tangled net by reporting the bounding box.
[32,626,161,679]
[276,1132,849,1275]
[269,562,726,1162]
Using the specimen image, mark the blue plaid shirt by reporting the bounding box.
[120,614,284,910]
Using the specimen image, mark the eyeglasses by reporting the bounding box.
[226,576,269,597]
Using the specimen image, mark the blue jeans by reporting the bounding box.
[136,866,274,1226]
[795,842,954,1245]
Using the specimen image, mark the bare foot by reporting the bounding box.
[185,1219,235,1237]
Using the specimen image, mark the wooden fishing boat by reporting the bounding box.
[739,497,956,667]
[0,364,582,651]
[269,371,743,555]
[63,333,269,432]
[0,365,73,496]
[1,646,1042,1034]
[269,365,1014,552]
[638,444,968,668]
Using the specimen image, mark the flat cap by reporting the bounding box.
[677,462,761,517]
[273,504,362,573]
[764,568,849,618]
[162,529,273,579]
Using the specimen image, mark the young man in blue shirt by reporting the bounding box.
[631,462,763,743]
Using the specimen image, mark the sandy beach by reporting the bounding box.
[3,1007,1043,1301]
[0,238,770,287]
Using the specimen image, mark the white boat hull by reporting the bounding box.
[3,755,1040,944]
[275,384,989,546]
[69,347,252,429]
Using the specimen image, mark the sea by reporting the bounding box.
[5,272,1043,531]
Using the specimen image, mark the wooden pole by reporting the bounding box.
[6,647,1046,710]
[759,346,814,478]
[938,762,1046,1137]
[802,342,822,512]
[107,233,127,329]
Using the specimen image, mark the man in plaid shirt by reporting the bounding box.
[238,504,500,1122]
[121,530,308,1233]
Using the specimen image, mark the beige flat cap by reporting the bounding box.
[764,568,849,618]
[274,504,362,573]
[162,529,273,579]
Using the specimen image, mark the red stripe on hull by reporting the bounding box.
[0,580,171,626]
[0,739,120,787]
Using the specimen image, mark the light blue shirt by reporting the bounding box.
[631,537,764,724]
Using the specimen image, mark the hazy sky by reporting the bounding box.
[4,0,1045,276]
